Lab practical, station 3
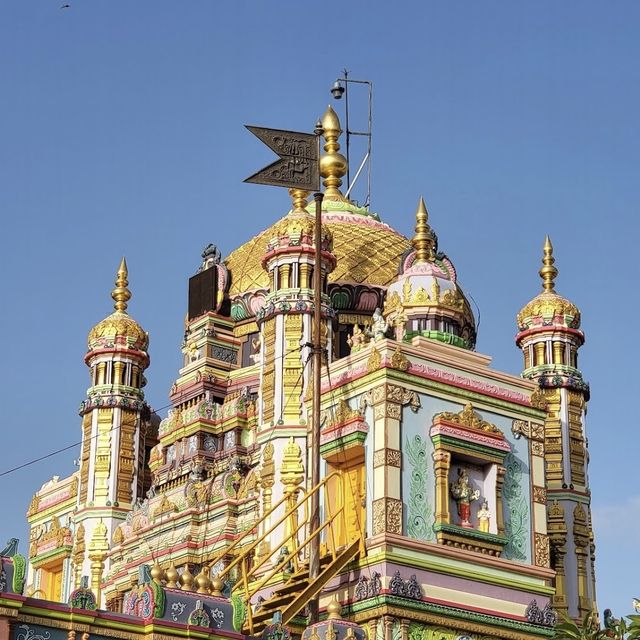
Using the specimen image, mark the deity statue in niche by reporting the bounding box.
[369,308,388,341]
[476,499,491,533]
[347,324,369,353]
[450,468,480,528]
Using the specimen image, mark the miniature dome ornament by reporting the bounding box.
[383,198,476,349]
[301,597,365,640]
[516,237,581,332]
[87,258,149,352]
[515,237,588,396]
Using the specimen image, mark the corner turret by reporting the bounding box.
[516,238,595,620]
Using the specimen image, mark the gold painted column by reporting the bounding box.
[88,520,108,605]
[257,443,275,559]
[573,504,592,617]
[280,437,305,558]
[548,500,568,616]
[71,523,86,589]
[282,315,303,423]
[432,448,451,526]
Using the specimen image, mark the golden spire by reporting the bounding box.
[412,197,435,263]
[319,105,348,201]
[111,257,132,313]
[288,188,310,213]
[539,236,558,293]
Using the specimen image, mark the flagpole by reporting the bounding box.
[308,121,324,624]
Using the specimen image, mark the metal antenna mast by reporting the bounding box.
[330,70,373,208]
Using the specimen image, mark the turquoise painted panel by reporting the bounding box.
[401,395,465,541]
[482,409,532,563]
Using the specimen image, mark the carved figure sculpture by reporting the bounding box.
[450,468,480,528]
[347,324,368,353]
[477,499,491,533]
[369,308,388,341]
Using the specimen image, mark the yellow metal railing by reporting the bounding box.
[207,471,363,634]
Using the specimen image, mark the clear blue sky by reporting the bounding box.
[1,0,638,617]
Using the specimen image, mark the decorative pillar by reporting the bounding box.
[88,520,108,605]
[383,616,393,640]
[399,619,409,640]
[280,437,305,556]
[432,449,451,526]
[548,500,568,615]
[257,442,275,559]
[364,382,418,537]
[495,466,506,536]
[72,522,85,589]
[573,503,591,617]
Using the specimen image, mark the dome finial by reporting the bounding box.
[539,236,558,293]
[112,257,132,313]
[412,197,435,263]
[319,105,348,201]
[288,188,310,213]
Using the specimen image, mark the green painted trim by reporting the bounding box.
[434,523,508,546]
[0,595,23,610]
[404,330,470,350]
[31,546,73,566]
[546,492,591,503]
[320,431,366,455]
[431,435,506,462]
[348,595,554,636]
[361,551,553,595]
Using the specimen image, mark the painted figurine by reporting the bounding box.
[347,324,369,353]
[476,499,491,533]
[369,307,388,341]
[450,468,480,528]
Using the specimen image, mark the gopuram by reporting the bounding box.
[1,103,596,640]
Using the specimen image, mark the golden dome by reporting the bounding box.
[225,204,411,296]
[87,258,149,351]
[517,237,581,331]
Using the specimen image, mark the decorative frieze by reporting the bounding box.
[372,497,403,535]
[373,449,401,468]
[534,532,550,568]
[532,486,547,504]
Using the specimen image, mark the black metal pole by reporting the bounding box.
[308,189,324,624]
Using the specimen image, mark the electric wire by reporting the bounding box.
[0,344,305,480]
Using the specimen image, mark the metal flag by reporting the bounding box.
[244,126,320,192]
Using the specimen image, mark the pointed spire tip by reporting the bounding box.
[112,257,132,313]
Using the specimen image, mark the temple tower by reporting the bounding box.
[254,109,340,557]
[516,238,595,619]
[74,259,155,600]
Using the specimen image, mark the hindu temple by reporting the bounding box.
[0,103,596,640]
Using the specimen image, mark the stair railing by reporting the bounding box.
[207,470,365,635]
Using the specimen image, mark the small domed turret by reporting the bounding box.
[516,237,581,333]
[516,237,587,394]
[87,258,148,353]
[383,198,476,349]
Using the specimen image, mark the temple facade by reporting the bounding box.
[1,104,596,640]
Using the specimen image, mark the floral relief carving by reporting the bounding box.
[534,533,550,567]
[502,453,528,561]
[405,435,434,541]
[532,486,547,504]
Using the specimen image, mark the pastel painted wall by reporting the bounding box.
[399,395,533,564]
